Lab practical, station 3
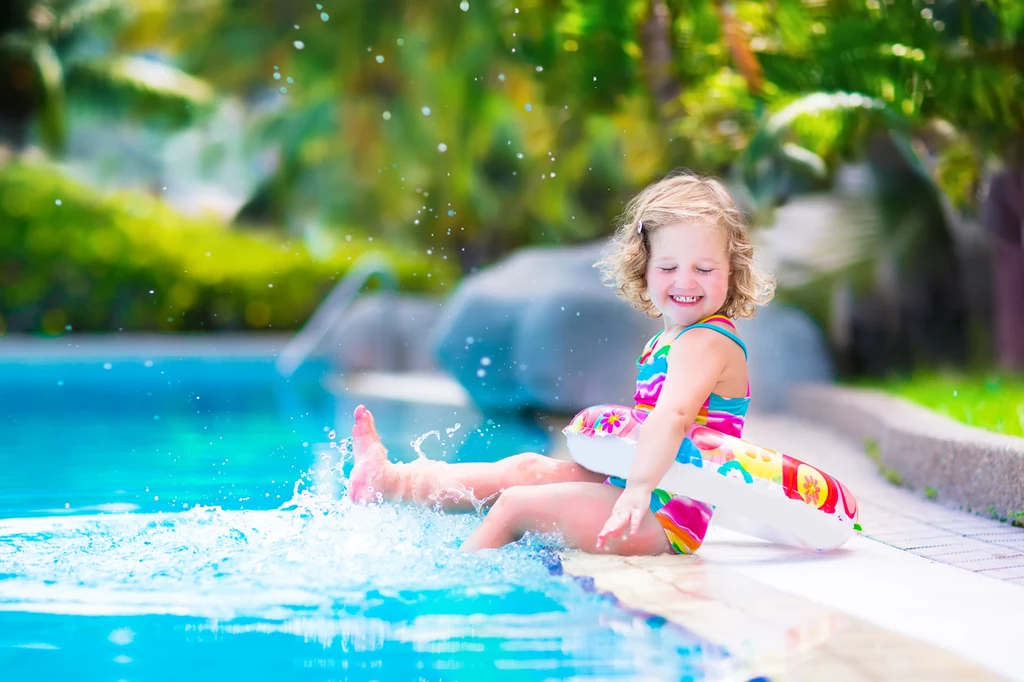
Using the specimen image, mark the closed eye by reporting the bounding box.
[659,267,677,273]
[696,267,713,275]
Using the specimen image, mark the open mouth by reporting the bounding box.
[670,295,702,305]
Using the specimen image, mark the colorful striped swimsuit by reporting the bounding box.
[607,314,749,554]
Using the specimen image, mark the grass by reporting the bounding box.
[865,372,1024,438]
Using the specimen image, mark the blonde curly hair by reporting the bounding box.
[596,170,775,319]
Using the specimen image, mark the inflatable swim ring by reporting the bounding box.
[563,404,861,551]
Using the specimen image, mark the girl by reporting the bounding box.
[347,170,775,556]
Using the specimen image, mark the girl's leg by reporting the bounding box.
[460,482,673,555]
[348,405,605,511]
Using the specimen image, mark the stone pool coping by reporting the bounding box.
[788,384,1024,521]
[560,546,1004,681]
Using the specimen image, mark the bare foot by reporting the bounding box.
[348,405,396,504]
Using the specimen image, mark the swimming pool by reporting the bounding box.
[0,348,734,680]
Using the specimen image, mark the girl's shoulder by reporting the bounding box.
[673,316,747,360]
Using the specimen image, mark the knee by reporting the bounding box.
[509,453,560,483]
[489,485,531,521]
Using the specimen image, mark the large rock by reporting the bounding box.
[429,242,660,413]
[735,305,835,411]
[429,241,834,414]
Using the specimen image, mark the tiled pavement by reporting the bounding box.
[742,412,1024,585]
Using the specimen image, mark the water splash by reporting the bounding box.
[0,483,563,622]
[410,430,440,460]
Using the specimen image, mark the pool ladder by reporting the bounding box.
[275,251,396,377]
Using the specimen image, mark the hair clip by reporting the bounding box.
[637,220,644,235]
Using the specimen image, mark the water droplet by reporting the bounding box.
[514,7,519,12]
[286,77,294,84]
[64,324,71,331]
[460,0,470,9]
[316,3,322,8]
[375,55,384,63]
[293,40,305,50]
[103,363,112,370]
[279,86,287,94]
[421,106,432,116]
[536,66,543,72]
[273,65,279,70]
[516,152,523,159]
[524,103,532,111]
[321,12,329,21]
[427,248,433,255]
[273,72,281,80]
[447,209,455,216]
[397,38,405,46]
[498,73,505,82]
[476,368,487,378]
[480,356,492,366]
[144,360,153,368]
[437,142,448,152]
[382,111,391,120]
[466,336,475,344]
[57,380,63,386]
[328,429,336,439]
[55,199,62,206]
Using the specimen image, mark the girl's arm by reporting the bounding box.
[595,330,730,548]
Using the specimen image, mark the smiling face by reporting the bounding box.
[645,221,731,329]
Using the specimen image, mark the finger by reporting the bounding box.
[597,516,625,545]
[629,510,643,536]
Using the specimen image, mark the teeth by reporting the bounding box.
[672,295,699,303]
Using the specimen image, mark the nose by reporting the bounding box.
[673,272,698,291]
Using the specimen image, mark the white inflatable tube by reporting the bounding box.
[563,405,861,551]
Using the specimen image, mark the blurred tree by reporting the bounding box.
[733,0,1023,372]
[0,0,215,155]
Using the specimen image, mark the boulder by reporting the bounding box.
[429,242,661,412]
[735,305,834,411]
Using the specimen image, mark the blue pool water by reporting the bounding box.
[0,350,734,680]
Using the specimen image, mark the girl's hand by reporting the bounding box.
[596,486,652,549]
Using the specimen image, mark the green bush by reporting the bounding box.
[0,163,457,334]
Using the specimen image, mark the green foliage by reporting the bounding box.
[0,163,455,334]
[0,0,215,152]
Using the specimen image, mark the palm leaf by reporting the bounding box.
[67,55,215,126]
[32,41,66,151]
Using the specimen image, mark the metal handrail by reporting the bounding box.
[275,251,396,377]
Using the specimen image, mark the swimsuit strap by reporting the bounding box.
[636,330,666,367]
[674,315,748,360]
